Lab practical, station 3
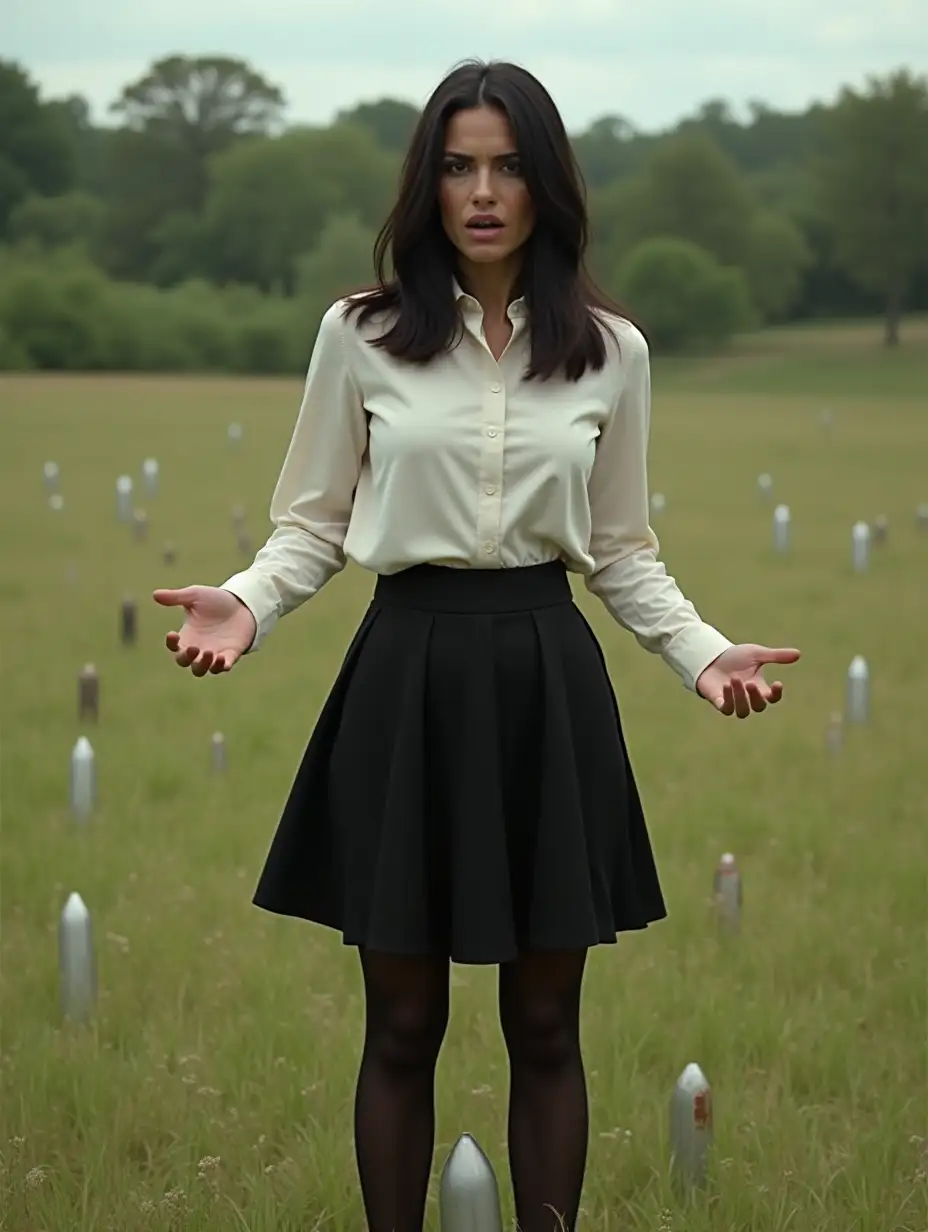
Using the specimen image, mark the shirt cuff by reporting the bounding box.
[662,623,734,693]
[220,570,282,653]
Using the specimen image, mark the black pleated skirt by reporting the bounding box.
[253,561,667,964]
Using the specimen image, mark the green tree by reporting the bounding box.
[587,175,654,294]
[0,61,75,233]
[337,98,420,153]
[294,213,378,314]
[204,124,395,292]
[743,210,813,321]
[101,56,287,279]
[617,237,755,352]
[99,127,198,280]
[45,94,110,194]
[639,130,757,266]
[110,56,285,208]
[8,190,105,255]
[571,115,650,189]
[818,69,928,345]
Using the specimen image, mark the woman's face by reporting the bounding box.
[439,105,535,273]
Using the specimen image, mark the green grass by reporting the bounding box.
[1,319,927,1231]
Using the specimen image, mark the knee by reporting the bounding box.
[501,998,580,1071]
[367,995,449,1073]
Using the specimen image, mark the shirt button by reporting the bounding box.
[487,428,497,438]
[490,382,502,393]
[484,541,495,553]
[485,486,497,496]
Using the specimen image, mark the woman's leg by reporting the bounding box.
[499,949,589,1232]
[354,948,450,1232]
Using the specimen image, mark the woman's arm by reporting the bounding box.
[584,322,732,692]
[221,302,367,652]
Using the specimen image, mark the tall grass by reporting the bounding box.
[1,324,926,1230]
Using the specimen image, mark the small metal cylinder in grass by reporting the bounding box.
[59,892,96,1024]
[211,732,227,771]
[773,504,791,553]
[712,852,741,935]
[121,596,137,646]
[142,457,159,496]
[670,1063,714,1192]
[846,655,869,724]
[439,1134,504,1232]
[70,736,95,822]
[851,521,870,573]
[116,474,134,523]
[78,664,99,722]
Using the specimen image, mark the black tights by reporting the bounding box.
[354,947,588,1232]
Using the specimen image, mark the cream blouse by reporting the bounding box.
[221,283,732,691]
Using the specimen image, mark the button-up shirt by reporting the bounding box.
[221,284,732,691]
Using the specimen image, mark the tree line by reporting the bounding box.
[0,55,926,372]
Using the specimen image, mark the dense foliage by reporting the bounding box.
[1,57,925,369]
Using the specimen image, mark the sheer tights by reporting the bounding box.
[354,947,588,1232]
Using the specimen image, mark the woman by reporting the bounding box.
[153,60,799,1232]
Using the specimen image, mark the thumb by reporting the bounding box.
[757,646,801,665]
[152,586,199,608]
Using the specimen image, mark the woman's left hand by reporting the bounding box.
[695,644,801,717]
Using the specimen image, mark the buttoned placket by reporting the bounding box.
[460,297,525,564]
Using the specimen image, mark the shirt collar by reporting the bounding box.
[453,278,527,320]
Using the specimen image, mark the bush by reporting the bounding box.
[743,211,813,322]
[0,247,111,368]
[616,236,756,352]
[0,247,314,373]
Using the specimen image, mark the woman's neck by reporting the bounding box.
[457,256,523,324]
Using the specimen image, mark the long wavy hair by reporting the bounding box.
[342,59,628,382]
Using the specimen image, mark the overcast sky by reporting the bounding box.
[4,0,925,133]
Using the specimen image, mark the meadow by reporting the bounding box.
[1,318,926,1231]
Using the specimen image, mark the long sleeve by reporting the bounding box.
[584,324,732,691]
[221,302,367,651]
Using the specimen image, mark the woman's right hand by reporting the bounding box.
[152,585,258,676]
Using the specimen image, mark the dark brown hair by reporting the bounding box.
[342,59,628,381]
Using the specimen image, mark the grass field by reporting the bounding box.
[1,319,927,1231]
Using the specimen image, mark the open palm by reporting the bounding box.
[696,643,801,717]
[152,585,257,677]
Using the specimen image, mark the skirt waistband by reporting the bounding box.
[372,561,572,614]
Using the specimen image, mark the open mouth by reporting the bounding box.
[466,216,504,237]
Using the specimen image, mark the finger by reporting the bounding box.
[211,653,240,674]
[746,680,767,713]
[756,646,801,665]
[153,587,196,608]
[766,681,784,704]
[731,677,751,718]
[190,650,215,678]
[716,682,735,716]
[174,644,200,667]
[165,631,180,651]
